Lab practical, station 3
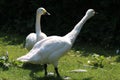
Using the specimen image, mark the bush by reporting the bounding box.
[0,0,120,47]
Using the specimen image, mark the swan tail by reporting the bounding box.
[17,55,30,62]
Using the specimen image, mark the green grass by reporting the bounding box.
[0,34,120,80]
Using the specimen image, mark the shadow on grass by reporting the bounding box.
[31,76,63,80]
[73,42,117,57]
[82,77,93,80]
[21,63,64,80]
[22,63,44,74]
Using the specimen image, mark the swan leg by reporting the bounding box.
[55,67,60,77]
[44,64,47,76]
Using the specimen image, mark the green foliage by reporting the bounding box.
[0,53,9,68]
[87,54,105,68]
[0,53,23,70]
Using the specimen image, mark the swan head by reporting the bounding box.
[85,9,95,18]
[37,7,50,15]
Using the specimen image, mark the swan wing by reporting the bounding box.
[25,33,37,50]
[17,36,72,64]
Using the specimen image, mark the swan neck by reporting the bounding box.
[35,13,42,41]
[72,15,89,33]
[65,15,90,44]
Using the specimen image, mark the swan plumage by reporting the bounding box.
[25,7,49,50]
[19,36,72,64]
[17,9,95,76]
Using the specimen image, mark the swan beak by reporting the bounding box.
[44,12,51,15]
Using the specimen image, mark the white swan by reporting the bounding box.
[25,7,50,50]
[17,9,95,76]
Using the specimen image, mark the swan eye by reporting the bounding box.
[42,9,47,14]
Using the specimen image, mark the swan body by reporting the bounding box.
[19,36,72,64]
[17,9,95,76]
[25,7,49,50]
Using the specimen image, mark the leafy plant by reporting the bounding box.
[0,52,10,70]
[87,54,105,68]
[0,52,23,70]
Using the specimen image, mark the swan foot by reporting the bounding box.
[44,64,60,77]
